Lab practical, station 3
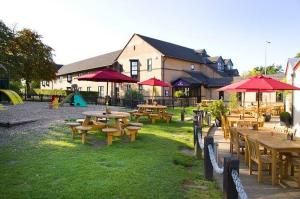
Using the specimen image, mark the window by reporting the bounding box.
[130,60,139,79]
[87,87,91,92]
[42,81,45,87]
[219,91,224,100]
[46,81,49,86]
[98,86,104,97]
[59,76,63,83]
[184,88,190,97]
[256,92,262,102]
[276,92,283,102]
[190,64,195,70]
[126,84,131,91]
[217,62,224,72]
[67,74,72,83]
[115,86,120,98]
[147,58,152,71]
[138,85,143,92]
[237,92,242,102]
[164,89,169,97]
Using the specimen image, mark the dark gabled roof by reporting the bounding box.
[207,56,222,64]
[207,76,234,87]
[182,70,234,88]
[57,50,122,76]
[137,34,206,64]
[56,64,63,71]
[224,59,232,65]
[224,69,239,76]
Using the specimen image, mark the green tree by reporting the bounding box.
[295,52,300,58]
[11,28,57,95]
[0,20,15,71]
[246,64,283,77]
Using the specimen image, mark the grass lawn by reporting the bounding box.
[0,107,221,199]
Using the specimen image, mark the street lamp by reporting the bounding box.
[264,41,271,75]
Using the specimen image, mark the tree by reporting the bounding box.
[245,64,283,77]
[11,28,57,95]
[0,20,15,72]
[295,52,300,58]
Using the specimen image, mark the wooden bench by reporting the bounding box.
[75,126,92,144]
[128,122,143,127]
[132,112,144,122]
[66,122,81,139]
[128,110,138,118]
[162,113,173,123]
[125,126,141,142]
[102,128,121,145]
[149,113,160,124]
[76,118,85,124]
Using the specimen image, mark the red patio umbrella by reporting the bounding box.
[138,77,171,101]
[78,68,138,106]
[217,75,300,121]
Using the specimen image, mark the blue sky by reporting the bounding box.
[1,0,299,73]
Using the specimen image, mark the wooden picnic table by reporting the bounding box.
[227,117,259,127]
[82,111,130,130]
[234,127,300,186]
[137,104,167,110]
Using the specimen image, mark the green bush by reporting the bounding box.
[124,89,144,101]
[228,93,239,110]
[9,80,24,94]
[207,100,228,119]
[280,112,292,127]
[174,90,184,98]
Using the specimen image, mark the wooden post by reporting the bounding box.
[223,157,239,199]
[195,126,203,159]
[204,136,214,181]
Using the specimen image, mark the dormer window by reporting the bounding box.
[217,62,224,72]
[190,64,195,70]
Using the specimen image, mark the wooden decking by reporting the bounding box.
[209,127,300,199]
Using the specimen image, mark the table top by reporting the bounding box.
[227,117,258,122]
[234,127,300,150]
[137,104,167,109]
[82,111,130,118]
[227,114,254,118]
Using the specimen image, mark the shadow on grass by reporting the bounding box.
[0,118,221,199]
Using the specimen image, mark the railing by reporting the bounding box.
[22,94,198,108]
[193,112,248,199]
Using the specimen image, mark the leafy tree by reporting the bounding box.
[295,52,300,58]
[0,20,15,72]
[11,28,57,95]
[245,64,283,77]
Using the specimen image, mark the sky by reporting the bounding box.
[0,0,299,73]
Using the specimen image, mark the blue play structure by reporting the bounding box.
[60,84,87,107]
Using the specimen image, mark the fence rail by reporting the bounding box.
[193,111,248,199]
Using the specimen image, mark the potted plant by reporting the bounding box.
[208,100,228,127]
[280,111,292,127]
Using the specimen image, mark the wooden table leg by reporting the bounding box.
[81,131,87,144]
[271,149,277,185]
[83,116,91,126]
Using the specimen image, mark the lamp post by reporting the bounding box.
[264,41,271,75]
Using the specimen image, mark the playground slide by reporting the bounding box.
[74,94,87,107]
[59,93,74,106]
[0,89,23,105]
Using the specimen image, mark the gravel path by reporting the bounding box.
[0,102,124,146]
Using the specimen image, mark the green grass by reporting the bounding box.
[0,107,221,199]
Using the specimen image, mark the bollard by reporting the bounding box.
[194,126,203,159]
[223,157,239,199]
[207,113,211,126]
[204,136,214,181]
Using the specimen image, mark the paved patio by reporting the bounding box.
[209,126,300,199]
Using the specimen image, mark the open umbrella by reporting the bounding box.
[217,75,300,122]
[138,77,171,102]
[78,68,137,107]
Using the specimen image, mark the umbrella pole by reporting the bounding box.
[257,92,260,122]
[152,86,154,103]
[106,81,108,109]
[243,92,245,119]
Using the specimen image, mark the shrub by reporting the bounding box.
[228,93,239,110]
[174,90,184,98]
[207,100,228,119]
[124,89,144,101]
[280,112,292,127]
